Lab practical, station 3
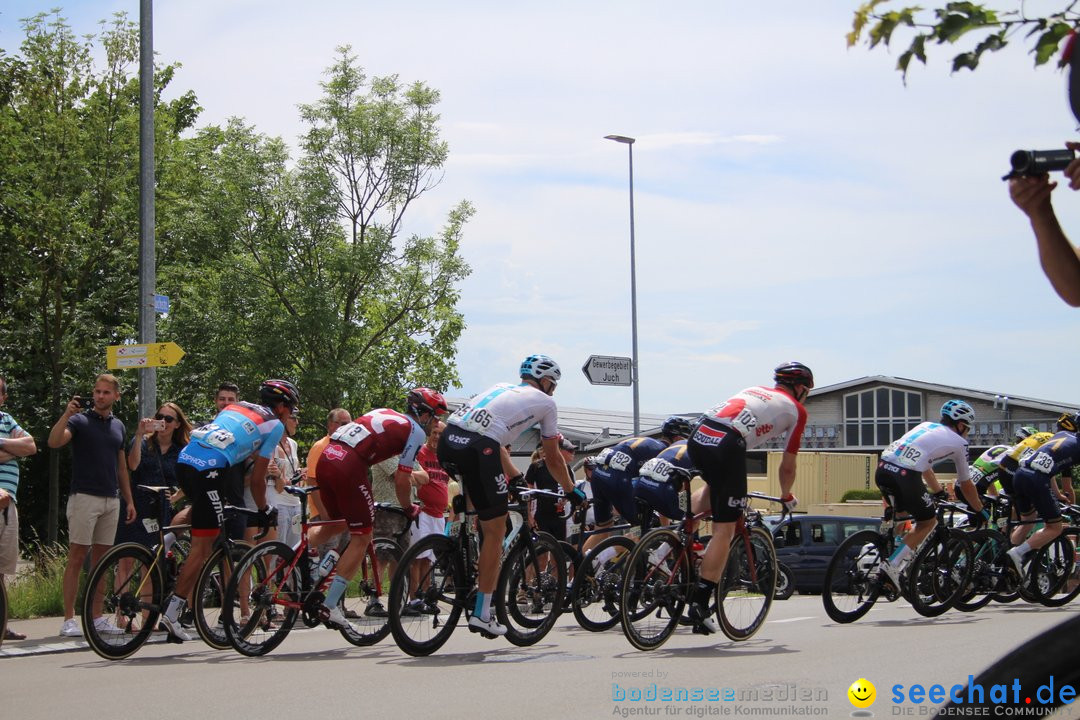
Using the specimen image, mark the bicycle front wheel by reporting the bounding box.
[82,543,164,660]
[954,529,1005,612]
[192,542,253,650]
[222,541,300,657]
[620,529,690,651]
[388,534,465,657]
[496,531,567,647]
[572,536,635,632]
[718,526,776,641]
[1032,528,1080,607]
[906,533,972,617]
[822,530,885,624]
[337,537,402,646]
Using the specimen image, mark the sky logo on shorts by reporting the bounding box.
[693,425,727,447]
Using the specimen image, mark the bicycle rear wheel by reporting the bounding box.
[82,543,164,660]
[192,542,253,650]
[620,529,690,651]
[496,531,567,647]
[906,533,972,617]
[572,536,635,632]
[954,529,1004,612]
[337,537,402,646]
[822,530,885,624]
[718,526,776,641]
[1032,528,1080,607]
[388,534,464,657]
[222,541,300,657]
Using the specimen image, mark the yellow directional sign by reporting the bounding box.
[106,342,186,370]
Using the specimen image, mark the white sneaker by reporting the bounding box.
[93,616,125,635]
[59,618,82,637]
[157,613,192,642]
[467,614,507,636]
[324,605,352,630]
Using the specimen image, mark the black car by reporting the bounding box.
[764,514,880,598]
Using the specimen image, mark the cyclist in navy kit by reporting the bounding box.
[157,379,298,641]
[438,354,586,636]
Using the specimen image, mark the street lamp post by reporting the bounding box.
[604,134,639,435]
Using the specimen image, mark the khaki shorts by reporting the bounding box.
[0,501,18,576]
[66,492,120,546]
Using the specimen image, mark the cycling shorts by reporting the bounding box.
[589,465,639,525]
[437,426,507,521]
[686,417,747,523]
[177,463,244,537]
[874,462,935,522]
[634,474,686,521]
[1012,469,1062,522]
[314,446,374,534]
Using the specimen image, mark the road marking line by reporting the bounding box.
[768,616,814,624]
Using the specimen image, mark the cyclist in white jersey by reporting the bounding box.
[683,361,810,634]
[438,354,586,636]
[874,399,976,588]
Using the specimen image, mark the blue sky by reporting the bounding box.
[3,1,1079,413]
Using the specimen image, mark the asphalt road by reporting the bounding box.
[2,595,1077,720]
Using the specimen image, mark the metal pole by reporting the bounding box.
[138,0,156,418]
[627,144,639,435]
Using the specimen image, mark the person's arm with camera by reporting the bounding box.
[47,395,83,449]
[1009,145,1080,307]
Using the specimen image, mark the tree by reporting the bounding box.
[848,1,1080,81]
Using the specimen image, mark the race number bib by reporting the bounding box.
[640,457,673,482]
[885,442,922,469]
[1029,451,1055,475]
[331,422,371,448]
[607,451,633,472]
[191,424,236,450]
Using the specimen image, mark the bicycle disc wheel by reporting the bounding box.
[496,531,567,647]
[388,534,464,657]
[620,529,690,651]
[822,530,885,624]
[222,541,300,657]
[572,536,635,632]
[81,543,164,660]
[718,526,776,641]
[907,534,972,617]
[192,542,253,650]
[337,537,402,646]
[1033,528,1080,607]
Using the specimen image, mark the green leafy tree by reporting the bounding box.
[849,1,1080,81]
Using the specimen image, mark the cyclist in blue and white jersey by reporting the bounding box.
[157,379,298,641]
[583,416,693,555]
[438,354,586,636]
[1006,412,1080,573]
[874,399,983,588]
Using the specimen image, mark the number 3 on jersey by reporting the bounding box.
[331,422,371,448]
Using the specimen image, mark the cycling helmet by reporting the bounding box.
[1015,425,1038,441]
[774,361,814,389]
[406,387,448,417]
[259,379,300,410]
[1057,411,1080,433]
[520,354,561,384]
[661,415,693,440]
[940,399,975,425]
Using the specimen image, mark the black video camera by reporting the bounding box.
[1003,149,1077,180]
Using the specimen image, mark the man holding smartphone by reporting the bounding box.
[47,373,136,638]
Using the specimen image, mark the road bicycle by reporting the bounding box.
[80,485,261,659]
[620,469,784,651]
[221,485,405,656]
[387,484,566,656]
[821,502,909,624]
[903,499,974,617]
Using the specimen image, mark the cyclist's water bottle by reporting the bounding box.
[315,549,340,583]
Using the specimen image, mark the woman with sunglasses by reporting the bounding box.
[120,403,193,547]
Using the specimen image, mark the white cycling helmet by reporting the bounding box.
[940,399,975,425]
[520,354,561,384]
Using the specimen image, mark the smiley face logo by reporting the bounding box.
[848,678,876,708]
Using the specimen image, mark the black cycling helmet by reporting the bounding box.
[661,415,693,440]
[774,361,814,389]
[407,387,448,417]
[259,379,300,410]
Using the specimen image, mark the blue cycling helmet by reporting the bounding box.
[940,399,975,425]
[661,416,693,440]
[520,354,561,384]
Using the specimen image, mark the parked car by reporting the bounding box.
[764,514,880,598]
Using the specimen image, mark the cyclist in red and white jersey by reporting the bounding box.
[874,399,976,588]
[684,362,811,634]
[311,388,447,629]
[439,354,586,636]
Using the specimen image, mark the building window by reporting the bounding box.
[843,388,923,447]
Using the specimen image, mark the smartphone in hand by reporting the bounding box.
[78,395,93,409]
